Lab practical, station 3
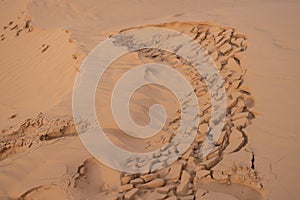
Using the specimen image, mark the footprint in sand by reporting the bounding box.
[41,44,50,53]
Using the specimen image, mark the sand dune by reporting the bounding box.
[0,0,299,200]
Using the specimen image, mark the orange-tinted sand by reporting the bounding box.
[0,1,299,199]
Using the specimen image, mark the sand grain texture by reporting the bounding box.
[0,0,299,200]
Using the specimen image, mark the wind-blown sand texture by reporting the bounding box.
[0,0,299,200]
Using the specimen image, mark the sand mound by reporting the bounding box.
[98,21,261,200]
[1,21,262,200]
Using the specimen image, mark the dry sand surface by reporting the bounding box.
[0,0,299,200]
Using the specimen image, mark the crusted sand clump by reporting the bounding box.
[0,113,76,161]
[70,22,262,200]
[114,21,260,199]
[4,21,261,200]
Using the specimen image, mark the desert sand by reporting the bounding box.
[0,0,299,200]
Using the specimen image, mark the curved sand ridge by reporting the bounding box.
[100,22,261,200]
[0,21,262,199]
